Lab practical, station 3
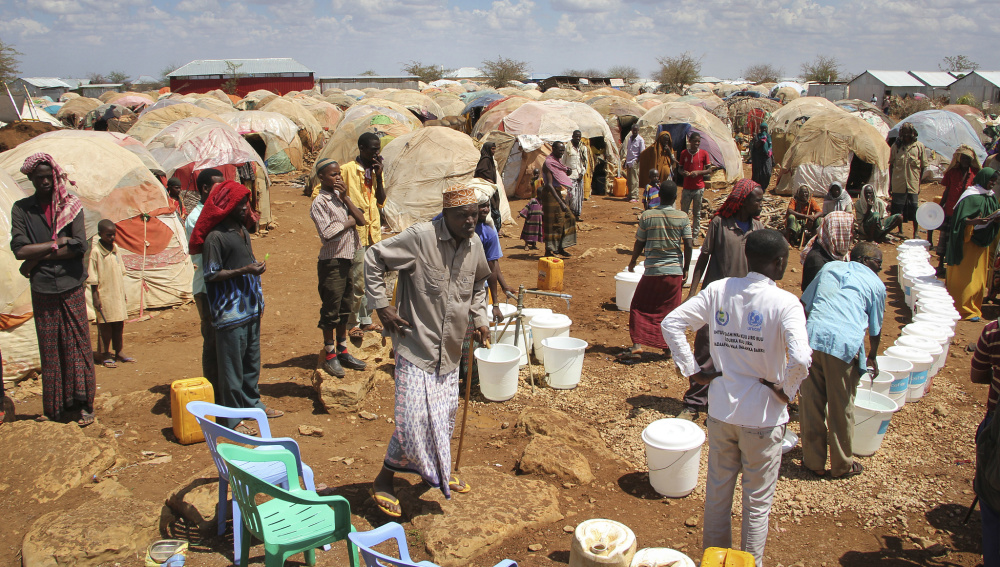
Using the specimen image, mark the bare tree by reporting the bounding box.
[563,68,605,77]
[607,65,640,84]
[481,56,529,89]
[87,72,108,84]
[222,60,244,95]
[800,55,843,82]
[743,63,782,84]
[402,61,450,83]
[0,37,22,85]
[358,69,378,77]
[160,62,180,82]
[656,52,702,94]
[940,55,979,75]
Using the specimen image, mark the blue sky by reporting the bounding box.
[3,0,999,81]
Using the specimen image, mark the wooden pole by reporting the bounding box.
[453,331,477,473]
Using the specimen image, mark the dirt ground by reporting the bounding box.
[0,168,991,567]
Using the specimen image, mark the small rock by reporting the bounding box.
[790,268,797,273]
[359,411,378,420]
[528,544,543,552]
[932,404,949,417]
[563,482,576,489]
[925,543,948,556]
[563,525,575,533]
[501,421,510,429]
[684,515,699,527]
[343,458,355,466]
[298,425,324,437]
[329,456,344,462]
[289,229,296,233]
[790,562,805,567]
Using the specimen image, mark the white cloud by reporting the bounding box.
[26,0,85,14]
[0,18,51,35]
[550,0,619,12]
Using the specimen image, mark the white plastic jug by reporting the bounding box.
[630,548,695,567]
[541,336,587,389]
[884,345,934,402]
[684,248,701,289]
[876,355,912,409]
[530,314,571,363]
[475,345,522,402]
[569,519,637,567]
[853,390,899,456]
[641,418,705,497]
[615,270,643,312]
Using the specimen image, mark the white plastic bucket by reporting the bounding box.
[541,337,588,389]
[630,548,695,567]
[642,418,705,497]
[570,519,636,567]
[912,312,957,332]
[916,301,960,320]
[521,307,552,322]
[853,390,899,456]
[895,336,943,384]
[475,345,521,402]
[902,322,951,380]
[497,303,518,319]
[684,248,701,288]
[884,345,933,402]
[530,314,571,363]
[860,370,893,397]
[490,321,530,366]
[902,239,931,249]
[876,355,913,409]
[615,270,643,312]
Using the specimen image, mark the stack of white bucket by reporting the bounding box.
[858,239,959,455]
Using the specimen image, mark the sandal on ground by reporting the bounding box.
[369,488,402,517]
[116,353,136,363]
[77,411,95,427]
[264,408,284,419]
[833,461,863,479]
[103,356,117,369]
[360,323,383,333]
[615,349,642,364]
[234,421,258,436]
[348,327,366,339]
[448,476,471,494]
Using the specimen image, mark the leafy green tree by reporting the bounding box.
[481,56,529,89]
[0,37,21,85]
[656,52,702,93]
[402,61,450,83]
[800,55,843,82]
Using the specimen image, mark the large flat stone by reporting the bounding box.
[0,421,117,504]
[312,332,392,411]
[519,434,595,484]
[516,407,626,465]
[407,465,563,567]
[165,465,221,535]
[21,496,163,567]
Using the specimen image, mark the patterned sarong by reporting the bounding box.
[629,274,683,350]
[519,199,543,244]
[384,353,460,499]
[32,286,96,421]
[541,186,577,250]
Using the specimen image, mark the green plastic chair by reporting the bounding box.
[217,443,360,567]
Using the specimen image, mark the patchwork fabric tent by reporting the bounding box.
[82,104,137,132]
[219,111,303,175]
[36,130,165,178]
[725,96,782,135]
[187,95,236,115]
[778,112,890,197]
[378,91,444,122]
[586,96,646,143]
[471,97,532,139]
[381,127,511,232]
[833,100,895,138]
[258,98,324,151]
[428,92,465,116]
[127,104,224,143]
[55,97,101,128]
[322,93,359,110]
[539,88,584,102]
[769,97,843,163]
[314,99,423,170]
[146,117,271,225]
[293,97,344,131]
[0,167,37,381]
[636,102,743,183]
[0,137,195,326]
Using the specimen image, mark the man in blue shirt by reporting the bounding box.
[800,241,886,479]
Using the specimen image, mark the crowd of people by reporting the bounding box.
[5,120,1000,567]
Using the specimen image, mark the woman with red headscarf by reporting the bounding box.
[10,153,96,425]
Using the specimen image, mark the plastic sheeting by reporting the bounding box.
[55,97,100,126]
[378,91,444,121]
[127,104,224,143]
[888,110,988,164]
[0,168,30,319]
[315,100,423,169]
[471,97,532,139]
[500,100,618,153]
[769,97,843,163]
[636,102,743,183]
[219,111,300,144]
[258,98,325,151]
[380,127,508,232]
[293,97,344,131]
[35,130,165,176]
[146,117,265,177]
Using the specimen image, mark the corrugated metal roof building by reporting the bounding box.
[168,58,314,96]
[80,83,124,98]
[11,77,71,98]
[949,71,1000,105]
[848,70,924,106]
[318,76,419,91]
[908,71,957,98]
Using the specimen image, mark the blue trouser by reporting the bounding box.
[215,318,263,428]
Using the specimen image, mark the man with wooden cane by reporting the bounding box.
[364,184,492,517]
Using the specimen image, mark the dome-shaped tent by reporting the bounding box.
[0,167,38,381]
[725,96,782,135]
[0,137,195,318]
[778,112,890,197]
[55,97,101,128]
[427,92,465,117]
[293,97,344,132]
[833,99,895,138]
[636,102,743,184]
[471,97,532,139]
[378,90,445,122]
[313,100,423,182]
[381,127,511,232]
[258,98,325,151]
[888,110,988,173]
[127,104,224,143]
[35,130,165,178]
[146,117,271,225]
[219,111,305,175]
[768,97,843,163]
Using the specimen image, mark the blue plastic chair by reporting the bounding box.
[185,401,321,565]
[218,443,359,567]
[349,522,517,567]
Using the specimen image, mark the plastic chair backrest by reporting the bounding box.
[186,400,283,480]
[348,523,419,567]
[217,443,300,541]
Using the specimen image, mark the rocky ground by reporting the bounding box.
[0,169,990,567]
